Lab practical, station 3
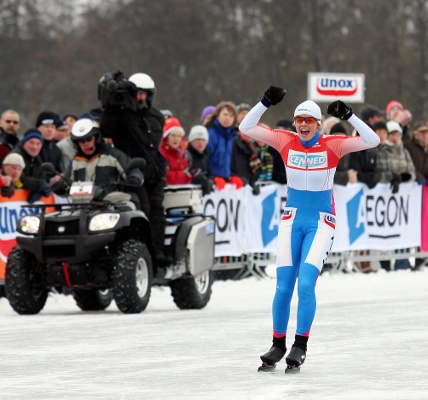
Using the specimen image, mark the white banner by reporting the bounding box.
[203,182,422,257]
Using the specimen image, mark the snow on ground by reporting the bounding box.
[0,267,427,400]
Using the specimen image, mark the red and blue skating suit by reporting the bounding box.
[239,102,380,337]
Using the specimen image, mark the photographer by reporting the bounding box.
[99,71,172,266]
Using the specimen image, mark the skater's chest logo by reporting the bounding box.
[288,149,328,170]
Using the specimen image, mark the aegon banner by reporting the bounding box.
[308,72,365,103]
[203,182,422,257]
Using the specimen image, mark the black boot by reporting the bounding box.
[286,334,308,367]
[286,345,306,367]
[260,336,286,366]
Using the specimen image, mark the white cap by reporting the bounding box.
[386,120,403,135]
[2,153,25,168]
[188,125,209,143]
[294,100,322,121]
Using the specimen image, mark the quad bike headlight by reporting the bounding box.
[89,213,120,232]
[18,215,41,235]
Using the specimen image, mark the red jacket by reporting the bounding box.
[160,140,191,185]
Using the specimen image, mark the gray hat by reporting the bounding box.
[188,125,209,143]
[2,153,26,168]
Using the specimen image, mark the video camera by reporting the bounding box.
[98,71,137,110]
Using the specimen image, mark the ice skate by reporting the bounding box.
[258,346,286,372]
[285,346,306,373]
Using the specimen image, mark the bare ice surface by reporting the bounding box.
[0,267,427,400]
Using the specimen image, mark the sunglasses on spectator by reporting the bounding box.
[78,136,94,144]
[294,116,318,125]
[5,120,19,124]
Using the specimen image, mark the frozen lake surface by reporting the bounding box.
[0,267,427,400]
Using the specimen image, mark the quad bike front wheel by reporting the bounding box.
[170,270,214,310]
[112,239,153,314]
[5,246,49,315]
[73,288,113,311]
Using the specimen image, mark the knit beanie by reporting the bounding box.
[2,153,26,168]
[21,129,44,145]
[188,125,209,143]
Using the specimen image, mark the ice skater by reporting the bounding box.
[239,86,380,372]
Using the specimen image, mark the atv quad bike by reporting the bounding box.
[5,160,215,314]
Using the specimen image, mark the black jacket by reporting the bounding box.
[100,105,167,182]
[11,144,46,191]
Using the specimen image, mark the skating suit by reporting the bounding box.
[239,102,379,337]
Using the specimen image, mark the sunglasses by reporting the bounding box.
[5,120,19,124]
[294,116,318,125]
[78,136,94,144]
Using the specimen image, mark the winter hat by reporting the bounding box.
[21,129,44,145]
[386,120,403,135]
[385,100,404,117]
[329,122,347,135]
[200,105,216,123]
[188,125,209,143]
[35,111,56,127]
[236,103,251,113]
[163,117,185,138]
[2,153,25,168]
[294,100,322,121]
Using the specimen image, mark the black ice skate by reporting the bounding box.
[257,346,286,372]
[285,346,306,373]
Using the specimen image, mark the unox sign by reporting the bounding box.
[308,72,365,103]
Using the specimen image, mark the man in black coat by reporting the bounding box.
[100,72,172,266]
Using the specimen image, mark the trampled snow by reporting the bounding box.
[0,267,427,400]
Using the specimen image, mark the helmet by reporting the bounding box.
[70,118,100,143]
[129,73,156,106]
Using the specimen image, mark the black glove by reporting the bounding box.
[261,86,287,107]
[390,174,401,194]
[1,185,15,198]
[251,184,260,195]
[327,100,353,121]
[400,172,411,182]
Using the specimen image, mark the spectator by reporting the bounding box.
[65,118,143,209]
[255,140,274,183]
[206,101,238,186]
[100,71,172,266]
[160,117,192,185]
[63,114,77,130]
[328,122,358,185]
[0,153,25,198]
[403,122,428,270]
[385,100,412,140]
[36,111,64,187]
[360,104,384,127]
[0,109,20,163]
[236,103,251,125]
[403,122,428,184]
[321,116,340,135]
[11,129,51,203]
[386,121,416,182]
[231,129,262,194]
[53,117,70,143]
[200,105,216,126]
[186,125,214,195]
[349,121,399,192]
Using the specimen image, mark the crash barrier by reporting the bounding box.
[203,182,428,275]
[0,190,56,283]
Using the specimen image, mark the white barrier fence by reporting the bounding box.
[202,183,428,274]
